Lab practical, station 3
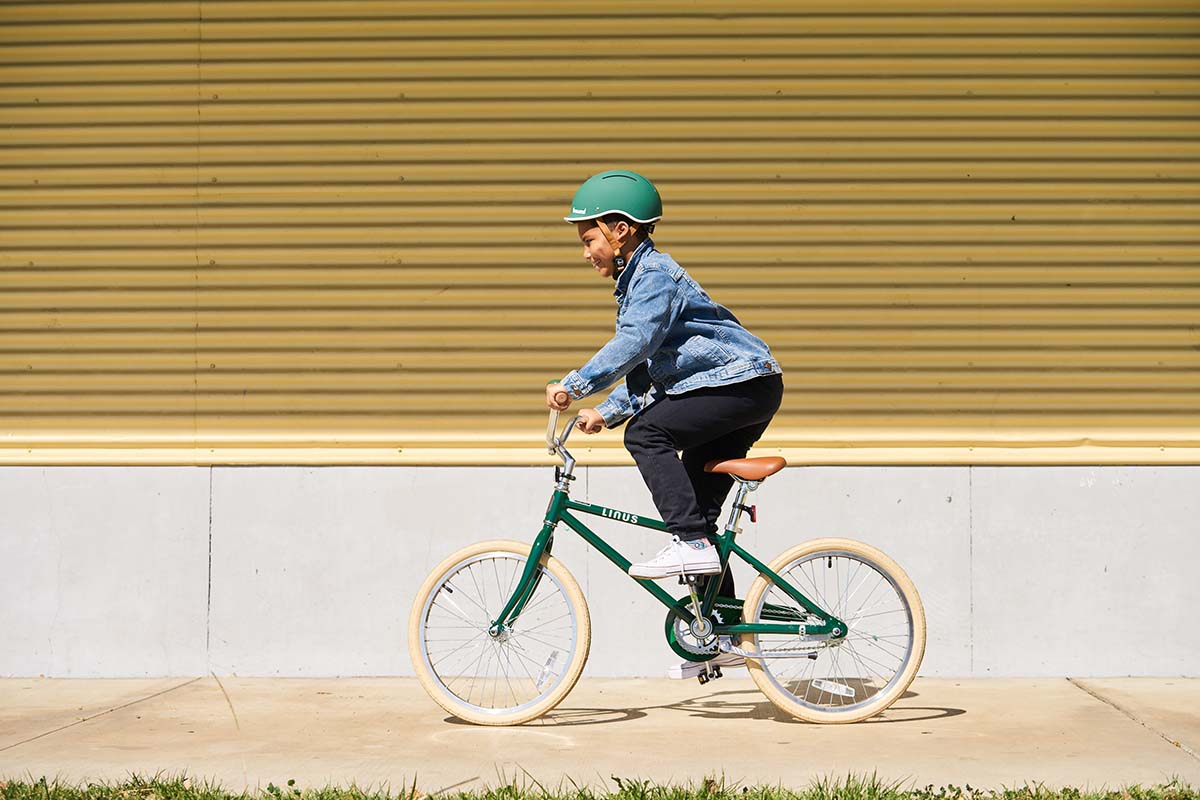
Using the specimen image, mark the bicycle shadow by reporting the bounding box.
[444,687,965,727]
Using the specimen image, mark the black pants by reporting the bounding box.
[623,373,784,597]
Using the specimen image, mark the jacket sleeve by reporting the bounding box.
[560,267,683,400]
[594,381,635,428]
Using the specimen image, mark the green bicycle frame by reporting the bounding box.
[491,486,847,641]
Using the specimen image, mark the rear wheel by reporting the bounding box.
[409,539,590,725]
[742,537,925,723]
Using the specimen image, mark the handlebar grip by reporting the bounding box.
[553,390,570,406]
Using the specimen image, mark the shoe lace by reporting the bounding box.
[645,535,701,577]
[668,534,689,576]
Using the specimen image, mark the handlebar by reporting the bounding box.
[545,387,601,463]
[546,407,583,454]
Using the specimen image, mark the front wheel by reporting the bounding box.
[742,537,926,724]
[408,539,590,725]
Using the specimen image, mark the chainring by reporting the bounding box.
[663,595,744,662]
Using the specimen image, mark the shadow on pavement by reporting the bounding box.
[444,687,966,727]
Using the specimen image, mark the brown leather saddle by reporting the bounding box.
[703,456,787,481]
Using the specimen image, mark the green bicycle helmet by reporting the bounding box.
[563,170,663,225]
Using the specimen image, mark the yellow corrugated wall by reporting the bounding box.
[1,1,1198,465]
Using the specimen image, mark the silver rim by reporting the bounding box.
[752,549,915,715]
[418,551,578,717]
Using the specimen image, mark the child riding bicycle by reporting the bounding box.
[545,170,785,676]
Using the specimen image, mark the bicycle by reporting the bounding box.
[409,404,926,725]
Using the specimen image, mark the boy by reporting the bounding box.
[545,169,784,674]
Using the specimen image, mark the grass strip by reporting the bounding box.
[0,774,1196,800]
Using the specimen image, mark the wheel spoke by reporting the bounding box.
[512,627,573,652]
[847,630,910,656]
[428,628,491,669]
[431,592,486,630]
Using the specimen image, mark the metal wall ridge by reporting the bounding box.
[0,0,1197,465]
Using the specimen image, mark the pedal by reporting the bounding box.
[696,664,723,685]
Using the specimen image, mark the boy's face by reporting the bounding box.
[577,220,635,279]
[577,222,617,278]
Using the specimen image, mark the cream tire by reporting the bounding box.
[742,537,926,724]
[409,539,591,726]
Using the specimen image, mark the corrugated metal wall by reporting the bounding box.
[2,1,1198,465]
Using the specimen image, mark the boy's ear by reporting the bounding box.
[615,220,639,242]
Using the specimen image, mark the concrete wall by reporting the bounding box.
[1,466,1197,678]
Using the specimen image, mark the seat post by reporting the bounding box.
[721,478,758,536]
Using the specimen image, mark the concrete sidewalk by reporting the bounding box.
[1,677,1198,793]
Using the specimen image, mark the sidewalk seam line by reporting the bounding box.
[206,465,214,669]
[0,677,203,754]
[967,466,974,676]
[1067,677,1200,763]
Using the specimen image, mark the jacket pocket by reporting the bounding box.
[648,336,736,387]
[680,335,735,368]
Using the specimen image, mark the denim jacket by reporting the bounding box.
[561,238,782,428]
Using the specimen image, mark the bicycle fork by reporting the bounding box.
[488,491,565,637]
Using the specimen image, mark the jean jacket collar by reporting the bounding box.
[613,237,655,298]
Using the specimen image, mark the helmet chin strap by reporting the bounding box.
[595,218,639,278]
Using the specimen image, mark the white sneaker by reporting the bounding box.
[628,536,720,579]
[667,650,746,679]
